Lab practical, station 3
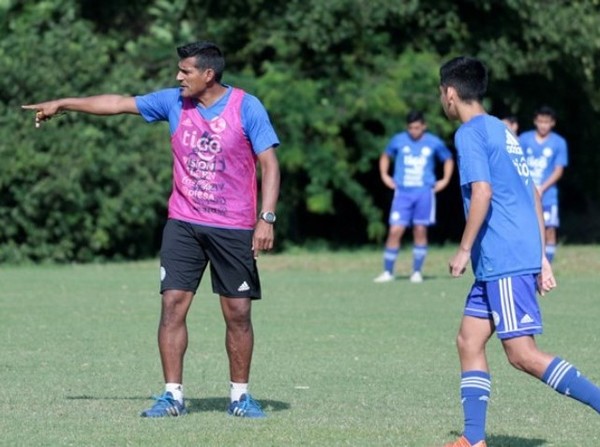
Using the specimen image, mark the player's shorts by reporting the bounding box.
[543,204,559,228]
[463,274,543,340]
[388,188,435,227]
[159,219,261,299]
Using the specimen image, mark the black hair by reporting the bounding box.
[406,110,425,124]
[176,41,225,82]
[501,114,518,124]
[534,105,557,119]
[439,56,488,102]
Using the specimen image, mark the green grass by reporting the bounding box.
[1,245,600,446]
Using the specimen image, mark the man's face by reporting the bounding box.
[439,85,457,120]
[176,57,209,98]
[407,120,426,140]
[534,114,555,138]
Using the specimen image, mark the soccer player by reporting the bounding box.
[373,110,454,284]
[519,106,568,263]
[500,114,519,135]
[438,56,600,447]
[23,41,280,419]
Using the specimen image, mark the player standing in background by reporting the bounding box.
[439,56,600,447]
[501,114,519,135]
[373,111,454,284]
[23,41,280,419]
[519,106,568,263]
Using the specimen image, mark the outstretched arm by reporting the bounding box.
[22,95,139,127]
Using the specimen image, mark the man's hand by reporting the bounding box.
[537,256,557,296]
[449,247,470,277]
[22,101,63,128]
[252,220,275,259]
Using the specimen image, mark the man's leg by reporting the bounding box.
[449,316,495,446]
[545,226,557,263]
[221,296,265,418]
[502,336,600,413]
[374,225,406,282]
[411,225,428,282]
[159,289,195,385]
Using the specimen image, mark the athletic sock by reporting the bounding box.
[230,382,249,403]
[542,357,600,413]
[412,245,427,273]
[165,383,183,403]
[545,244,556,263]
[383,247,399,274]
[461,371,491,445]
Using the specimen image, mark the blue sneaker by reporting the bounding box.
[140,392,187,417]
[227,393,266,418]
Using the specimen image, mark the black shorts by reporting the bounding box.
[159,219,261,299]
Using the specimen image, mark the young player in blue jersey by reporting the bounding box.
[519,106,568,263]
[374,111,454,284]
[438,56,600,447]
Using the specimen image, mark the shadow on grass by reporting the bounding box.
[448,431,547,446]
[66,395,290,414]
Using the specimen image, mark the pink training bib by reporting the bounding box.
[168,88,257,229]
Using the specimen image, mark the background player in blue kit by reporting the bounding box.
[438,56,600,447]
[373,111,454,284]
[519,106,568,263]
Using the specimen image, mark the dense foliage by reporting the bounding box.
[2,0,600,262]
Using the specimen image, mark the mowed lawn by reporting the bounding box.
[1,245,599,446]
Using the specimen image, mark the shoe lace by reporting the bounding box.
[151,393,177,410]
[238,394,262,413]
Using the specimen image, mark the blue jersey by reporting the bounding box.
[385,131,452,190]
[135,86,279,154]
[518,130,568,207]
[455,115,541,281]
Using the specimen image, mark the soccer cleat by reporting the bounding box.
[140,392,187,417]
[373,271,394,283]
[410,271,423,283]
[443,435,487,447]
[227,393,266,418]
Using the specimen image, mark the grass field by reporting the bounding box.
[1,245,599,446]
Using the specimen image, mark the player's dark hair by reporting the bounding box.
[177,41,225,82]
[439,56,488,102]
[534,105,556,119]
[406,110,425,124]
[501,114,518,125]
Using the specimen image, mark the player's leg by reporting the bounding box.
[375,190,410,282]
[489,274,600,415]
[410,225,427,282]
[445,282,495,446]
[502,335,600,413]
[141,219,206,417]
[410,189,434,282]
[207,227,266,417]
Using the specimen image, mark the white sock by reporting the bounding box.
[165,383,183,403]
[230,382,248,403]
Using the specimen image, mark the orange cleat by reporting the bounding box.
[443,435,487,447]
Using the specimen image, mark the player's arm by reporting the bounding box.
[253,147,280,257]
[533,186,557,295]
[22,95,139,127]
[434,157,455,193]
[538,165,564,194]
[449,181,491,277]
[379,153,396,190]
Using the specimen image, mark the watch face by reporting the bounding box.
[261,212,276,223]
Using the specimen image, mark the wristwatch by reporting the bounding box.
[259,211,277,224]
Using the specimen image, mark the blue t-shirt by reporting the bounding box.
[455,114,541,281]
[518,130,568,207]
[385,131,452,190]
[135,86,279,154]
